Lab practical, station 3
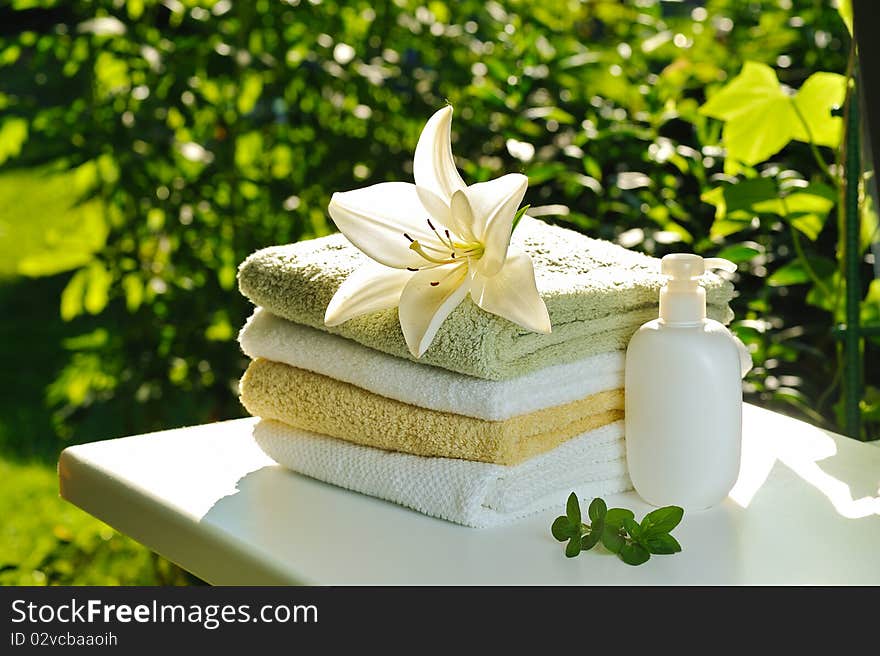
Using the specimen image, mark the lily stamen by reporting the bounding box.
[426,218,455,250]
[402,232,453,256]
[409,240,458,265]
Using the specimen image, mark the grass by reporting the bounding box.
[0,276,196,586]
[0,459,193,585]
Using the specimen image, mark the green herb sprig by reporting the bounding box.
[551,493,683,566]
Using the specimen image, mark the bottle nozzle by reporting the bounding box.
[660,253,736,280]
[658,253,735,324]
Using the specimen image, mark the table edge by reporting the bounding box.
[58,444,307,586]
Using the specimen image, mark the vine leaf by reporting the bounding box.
[767,257,835,287]
[791,73,847,147]
[699,62,846,173]
[702,179,836,241]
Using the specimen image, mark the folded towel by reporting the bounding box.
[240,358,624,465]
[253,419,631,528]
[238,216,734,380]
[239,309,625,421]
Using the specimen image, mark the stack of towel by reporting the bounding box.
[237,217,735,527]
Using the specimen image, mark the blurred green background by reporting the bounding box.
[0,0,875,585]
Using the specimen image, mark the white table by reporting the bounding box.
[58,404,880,585]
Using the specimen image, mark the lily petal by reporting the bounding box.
[465,173,528,276]
[325,261,413,326]
[415,185,457,237]
[398,263,469,357]
[449,189,478,243]
[329,182,445,269]
[469,247,551,334]
[413,106,467,205]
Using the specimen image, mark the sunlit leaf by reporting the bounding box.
[702,178,778,221]
[83,262,112,315]
[701,63,845,166]
[237,73,263,115]
[862,192,879,254]
[0,117,27,166]
[93,52,130,98]
[791,73,847,148]
[121,274,143,312]
[837,0,853,35]
[861,279,880,324]
[787,213,825,240]
[60,268,88,322]
[235,132,264,174]
[767,257,835,287]
[716,244,761,263]
[774,184,836,240]
[0,165,108,277]
[700,62,797,166]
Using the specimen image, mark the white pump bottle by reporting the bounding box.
[625,254,747,511]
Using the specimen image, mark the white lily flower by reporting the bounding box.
[325,105,551,358]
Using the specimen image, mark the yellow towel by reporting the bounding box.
[239,358,624,465]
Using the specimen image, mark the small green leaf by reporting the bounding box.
[511,205,530,233]
[838,0,853,34]
[701,178,779,221]
[605,508,635,529]
[780,184,836,216]
[777,184,836,240]
[551,516,573,542]
[862,195,879,255]
[709,218,752,240]
[565,534,582,558]
[235,131,264,172]
[716,245,760,264]
[789,213,826,241]
[644,534,683,555]
[623,518,641,539]
[582,529,601,550]
[237,72,264,115]
[551,498,685,564]
[641,506,684,536]
[566,492,581,526]
[0,117,28,166]
[601,525,625,553]
[588,497,607,523]
[83,261,112,315]
[619,542,651,566]
[767,257,835,287]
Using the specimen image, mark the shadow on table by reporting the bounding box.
[732,407,880,518]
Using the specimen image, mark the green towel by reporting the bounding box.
[238,216,735,380]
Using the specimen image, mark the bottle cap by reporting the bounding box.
[661,253,736,280]
[659,254,735,324]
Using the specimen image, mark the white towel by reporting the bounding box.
[253,420,632,528]
[239,309,625,421]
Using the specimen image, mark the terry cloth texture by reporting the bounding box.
[238,308,625,421]
[253,419,631,528]
[239,358,624,466]
[238,216,735,380]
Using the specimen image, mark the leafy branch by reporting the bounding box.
[551,493,683,566]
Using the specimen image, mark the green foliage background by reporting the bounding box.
[0,0,875,584]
